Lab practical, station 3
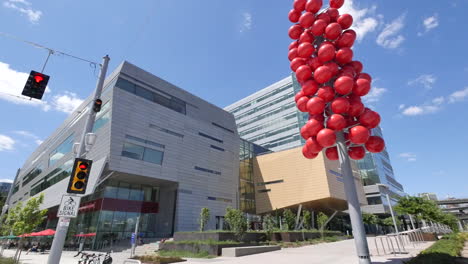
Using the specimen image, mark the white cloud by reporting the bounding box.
[340,0,380,41]
[376,14,406,49]
[401,105,440,116]
[50,92,84,114]
[0,61,84,114]
[240,12,252,33]
[3,0,42,23]
[448,87,468,103]
[399,152,416,162]
[0,134,15,151]
[423,14,439,32]
[432,96,444,105]
[13,130,43,145]
[363,87,387,103]
[408,74,436,89]
[0,179,13,183]
[398,104,405,110]
[35,139,43,145]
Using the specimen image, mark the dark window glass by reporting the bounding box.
[210,145,225,152]
[49,134,74,167]
[122,143,144,160]
[143,148,164,165]
[258,189,271,193]
[116,78,135,93]
[198,132,223,143]
[136,86,154,101]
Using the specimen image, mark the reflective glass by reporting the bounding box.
[122,143,144,160]
[49,134,74,167]
[143,148,164,165]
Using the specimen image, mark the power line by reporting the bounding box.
[0,31,100,67]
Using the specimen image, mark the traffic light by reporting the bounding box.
[67,158,92,194]
[93,99,102,112]
[21,71,50,100]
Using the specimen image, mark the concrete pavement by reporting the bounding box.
[0,238,433,264]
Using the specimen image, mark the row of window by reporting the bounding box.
[207,196,232,203]
[237,102,296,129]
[121,142,164,165]
[229,84,292,115]
[116,77,186,115]
[198,132,223,143]
[194,166,221,175]
[263,134,301,150]
[22,164,43,187]
[48,134,74,167]
[210,145,225,152]
[30,159,74,196]
[149,124,184,138]
[239,112,297,137]
[246,123,299,143]
[211,122,235,134]
[256,179,284,186]
[234,92,294,122]
[125,135,165,149]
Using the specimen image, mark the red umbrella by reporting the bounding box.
[83,233,96,237]
[18,233,32,238]
[37,229,55,236]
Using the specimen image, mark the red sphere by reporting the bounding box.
[325,23,342,40]
[317,86,335,102]
[294,0,307,12]
[317,13,331,24]
[327,8,340,21]
[349,125,370,144]
[310,113,325,122]
[291,58,306,72]
[295,90,305,102]
[331,97,350,114]
[288,48,298,61]
[359,110,381,129]
[336,32,356,48]
[296,96,309,112]
[303,118,324,138]
[348,93,362,103]
[307,97,326,114]
[358,73,372,82]
[298,43,315,58]
[345,116,359,127]
[330,0,344,8]
[306,137,324,153]
[296,65,313,82]
[334,76,354,95]
[325,147,339,160]
[310,19,328,36]
[327,114,347,131]
[289,9,302,23]
[302,145,319,159]
[299,31,314,43]
[353,78,371,96]
[324,62,339,76]
[289,41,299,50]
[306,0,323,13]
[348,100,365,116]
[348,146,366,160]
[336,47,353,64]
[314,66,333,83]
[318,43,336,62]
[307,57,323,70]
[316,128,336,147]
[289,24,304,40]
[349,61,363,74]
[299,12,316,28]
[302,79,319,96]
[365,136,385,153]
[337,14,353,29]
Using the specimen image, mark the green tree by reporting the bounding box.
[2,194,47,262]
[282,209,296,230]
[317,212,329,238]
[262,214,276,239]
[198,207,210,232]
[362,213,378,226]
[302,210,312,230]
[224,207,247,241]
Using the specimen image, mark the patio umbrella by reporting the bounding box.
[2,235,18,239]
[83,233,96,237]
[18,233,32,238]
[36,229,55,236]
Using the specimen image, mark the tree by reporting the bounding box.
[302,210,312,230]
[198,207,210,232]
[262,214,276,239]
[362,213,378,226]
[317,212,329,238]
[282,209,296,230]
[224,207,247,241]
[2,194,47,262]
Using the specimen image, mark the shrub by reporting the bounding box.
[302,211,312,230]
[283,209,296,231]
[263,214,276,238]
[198,208,210,232]
[224,207,247,241]
[406,233,466,264]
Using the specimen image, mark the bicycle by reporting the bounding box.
[74,251,112,264]
[73,251,93,264]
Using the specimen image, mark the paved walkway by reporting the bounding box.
[462,241,468,258]
[0,239,433,264]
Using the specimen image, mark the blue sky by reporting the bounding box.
[0,0,467,199]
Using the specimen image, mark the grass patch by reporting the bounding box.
[133,255,185,263]
[164,239,240,246]
[262,236,342,248]
[406,233,467,264]
[158,250,216,259]
[0,257,15,264]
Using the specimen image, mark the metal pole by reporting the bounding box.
[47,55,110,264]
[385,192,405,252]
[409,214,415,230]
[336,132,371,264]
[131,216,140,258]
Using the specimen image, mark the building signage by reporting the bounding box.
[57,195,81,218]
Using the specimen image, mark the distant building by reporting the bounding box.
[437,198,468,230]
[0,180,12,196]
[418,193,438,201]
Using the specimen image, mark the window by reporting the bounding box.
[121,142,164,165]
[125,135,165,149]
[198,132,223,143]
[258,189,271,193]
[116,78,136,93]
[49,134,74,167]
[212,122,234,134]
[194,166,221,175]
[30,159,74,196]
[210,145,225,152]
[122,143,144,160]
[136,86,154,101]
[22,164,44,186]
[367,196,383,205]
[257,179,284,186]
[93,111,111,132]
[149,124,184,138]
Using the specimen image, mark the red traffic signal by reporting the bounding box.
[93,99,102,112]
[67,158,93,194]
[79,163,89,170]
[21,71,50,100]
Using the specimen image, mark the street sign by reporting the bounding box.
[131,233,136,244]
[57,195,81,218]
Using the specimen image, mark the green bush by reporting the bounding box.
[164,239,240,246]
[406,233,466,264]
[158,250,215,259]
[224,207,247,241]
[283,209,296,230]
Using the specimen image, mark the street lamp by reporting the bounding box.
[376,183,406,252]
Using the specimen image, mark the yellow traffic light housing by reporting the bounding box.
[67,158,92,194]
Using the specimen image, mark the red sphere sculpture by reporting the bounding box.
[290,58,306,72]
[299,12,316,28]
[294,0,307,12]
[302,145,319,159]
[317,86,335,102]
[349,125,370,144]
[298,43,315,58]
[316,128,337,147]
[325,147,339,160]
[348,146,366,160]
[353,78,371,96]
[334,76,354,95]
[307,97,326,114]
[365,136,385,153]
[318,43,336,62]
[289,9,301,23]
[306,0,323,13]
[302,79,319,96]
[296,96,309,112]
[331,97,350,114]
[289,24,304,40]
[335,47,353,64]
[337,14,353,29]
[359,110,381,129]
[310,19,328,36]
[330,0,344,8]
[314,65,333,83]
[326,114,347,131]
[306,137,324,153]
[295,65,313,82]
[325,23,342,40]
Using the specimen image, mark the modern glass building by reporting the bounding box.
[6,61,241,249]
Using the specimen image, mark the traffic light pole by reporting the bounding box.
[336,131,371,264]
[47,55,110,264]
